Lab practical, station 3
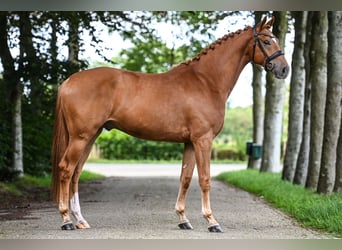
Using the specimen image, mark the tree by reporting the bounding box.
[305,11,328,190]
[66,12,82,74]
[293,12,314,185]
[1,11,240,180]
[0,11,163,180]
[282,11,307,182]
[317,11,342,194]
[112,11,240,73]
[248,11,265,170]
[0,12,24,178]
[260,11,288,173]
[335,114,342,192]
[112,38,190,73]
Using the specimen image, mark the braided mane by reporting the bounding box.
[181,26,251,66]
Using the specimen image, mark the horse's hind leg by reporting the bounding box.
[175,142,196,230]
[69,130,101,229]
[58,137,90,230]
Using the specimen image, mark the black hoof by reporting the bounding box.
[61,222,75,230]
[178,221,193,230]
[208,224,223,233]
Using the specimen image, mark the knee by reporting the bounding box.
[181,176,192,189]
[58,161,73,180]
[199,177,211,191]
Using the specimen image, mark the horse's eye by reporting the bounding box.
[263,40,271,45]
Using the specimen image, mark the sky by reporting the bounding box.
[81,14,293,108]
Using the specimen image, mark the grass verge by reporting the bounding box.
[216,169,342,238]
[0,170,105,196]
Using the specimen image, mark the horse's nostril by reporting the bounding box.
[266,62,273,71]
[282,66,289,77]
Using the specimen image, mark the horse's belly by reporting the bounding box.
[117,122,190,143]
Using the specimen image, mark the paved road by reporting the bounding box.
[83,162,248,177]
[0,163,329,239]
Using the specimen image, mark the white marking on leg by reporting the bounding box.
[70,192,89,227]
[182,164,187,169]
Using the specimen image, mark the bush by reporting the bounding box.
[214,148,247,161]
[96,130,249,162]
[22,100,54,177]
[96,130,184,161]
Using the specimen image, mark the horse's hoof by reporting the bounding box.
[178,221,193,230]
[76,222,91,229]
[61,222,75,230]
[208,224,223,233]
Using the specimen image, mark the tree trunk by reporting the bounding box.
[50,14,59,84]
[317,11,342,194]
[0,13,24,177]
[248,64,264,169]
[13,91,24,177]
[67,13,81,74]
[282,11,307,182]
[260,11,287,173]
[293,12,314,185]
[19,12,42,114]
[305,11,328,190]
[248,11,264,170]
[335,113,342,192]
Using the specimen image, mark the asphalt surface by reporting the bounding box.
[0,163,329,239]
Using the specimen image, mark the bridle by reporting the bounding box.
[252,26,284,71]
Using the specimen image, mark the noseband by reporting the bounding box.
[252,26,284,71]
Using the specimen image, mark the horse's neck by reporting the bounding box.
[193,28,252,101]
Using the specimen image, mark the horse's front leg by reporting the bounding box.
[175,142,196,230]
[193,135,223,233]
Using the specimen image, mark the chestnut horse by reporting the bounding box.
[52,16,289,233]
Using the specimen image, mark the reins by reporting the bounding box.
[252,26,284,71]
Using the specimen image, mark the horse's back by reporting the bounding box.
[61,67,126,89]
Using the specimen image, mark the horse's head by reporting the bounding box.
[250,16,289,79]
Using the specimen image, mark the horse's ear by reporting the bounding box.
[264,16,275,29]
[256,16,267,32]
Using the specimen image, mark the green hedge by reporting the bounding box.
[96,130,184,161]
[213,148,247,161]
[96,130,247,161]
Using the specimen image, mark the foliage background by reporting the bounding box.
[0,11,246,180]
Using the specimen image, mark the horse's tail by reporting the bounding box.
[51,90,68,204]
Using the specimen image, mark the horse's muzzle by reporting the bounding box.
[271,62,289,79]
